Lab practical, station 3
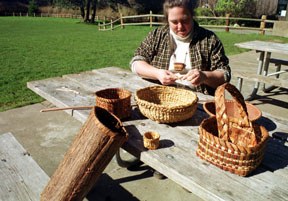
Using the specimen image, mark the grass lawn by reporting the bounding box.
[1,16,288,112]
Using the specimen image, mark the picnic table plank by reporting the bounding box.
[234,40,288,55]
[27,76,94,123]
[27,67,288,201]
[0,132,49,201]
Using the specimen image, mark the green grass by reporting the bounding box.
[1,17,288,112]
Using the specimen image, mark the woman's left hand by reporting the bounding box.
[181,69,206,86]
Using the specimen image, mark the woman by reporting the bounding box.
[130,0,231,95]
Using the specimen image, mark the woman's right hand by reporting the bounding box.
[156,69,177,85]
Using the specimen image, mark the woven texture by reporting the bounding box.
[143,131,160,150]
[197,83,269,176]
[95,88,131,120]
[135,85,198,123]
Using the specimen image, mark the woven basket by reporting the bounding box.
[135,85,198,123]
[196,83,269,176]
[95,88,131,120]
[203,100,262,122]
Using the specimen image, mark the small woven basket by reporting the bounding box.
[143,131,160,150]
[135,85,198,123]
[196,83,269,176]
[95,88,131,120]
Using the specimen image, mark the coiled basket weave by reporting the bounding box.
[135,85,198,123]
[95,88,131,120]
[196,83,269,176]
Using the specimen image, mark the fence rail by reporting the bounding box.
[3,11,276,35]
[98,11,275,35]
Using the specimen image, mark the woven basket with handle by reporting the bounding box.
[196,83,269,176]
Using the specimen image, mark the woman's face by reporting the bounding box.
[167,6,193,37]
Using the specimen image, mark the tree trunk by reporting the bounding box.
[40,107,128,201]
[80,0,85,19]
[91,0,97,23]
[85,0,91,22]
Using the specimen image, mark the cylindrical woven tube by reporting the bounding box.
[41,107,128,201]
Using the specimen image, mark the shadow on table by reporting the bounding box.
[251,114,288,175]
[252,136,288,176]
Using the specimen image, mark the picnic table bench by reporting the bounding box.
[27,67,288,201]
[0,132,49,201]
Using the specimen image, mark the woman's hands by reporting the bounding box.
[156,69,206,86]
[133,60,225,89]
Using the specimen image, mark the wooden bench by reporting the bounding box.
[233,71,288,92]
[268,58,288,77]
[0,132,49,201]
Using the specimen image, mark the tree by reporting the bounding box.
[71,0,99,23]
[28,0,38,15]
[214,0,256,17]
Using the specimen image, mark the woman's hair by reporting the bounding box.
[163,0,197,21]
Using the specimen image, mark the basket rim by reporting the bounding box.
[135,85,198,110]
[95,88,132,101]
[203,100,262,122]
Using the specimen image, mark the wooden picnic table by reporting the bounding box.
[27,67,288,201]
[234,40,288,100]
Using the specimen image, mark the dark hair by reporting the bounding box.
[163,0,197,21]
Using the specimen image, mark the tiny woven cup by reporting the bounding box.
[143,131,160,150]
[174,62,186,72]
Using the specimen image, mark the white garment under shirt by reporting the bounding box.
[168,29,192,73]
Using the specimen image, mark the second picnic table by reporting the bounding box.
[27,67,288,201]
[234,40,288,100]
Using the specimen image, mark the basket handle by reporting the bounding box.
[214,83,257,147]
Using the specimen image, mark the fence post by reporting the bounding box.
[259,15,266,35]
[111,19,113,30]
[150,10,153,28]
[225,13,230,32]
[120,13,124,29]
[103,16,106,30]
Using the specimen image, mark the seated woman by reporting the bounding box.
[130,0,231,95]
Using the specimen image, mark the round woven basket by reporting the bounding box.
[135,86,198,123]
[95,88,131,120]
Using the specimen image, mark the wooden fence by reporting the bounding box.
[6,12,82,19]
[98,11,275,35]
[4,11,275,35]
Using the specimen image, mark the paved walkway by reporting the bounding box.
[0,51,287,201]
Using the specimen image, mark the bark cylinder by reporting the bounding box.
[41,107,128,201]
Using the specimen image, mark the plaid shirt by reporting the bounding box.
[131,21,231,95]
